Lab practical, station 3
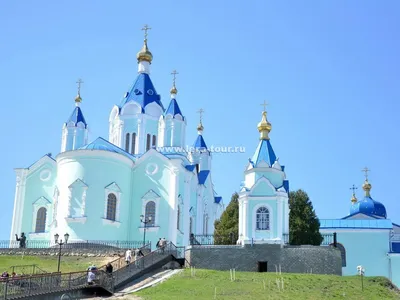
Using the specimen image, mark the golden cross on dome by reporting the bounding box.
[76,78,83,95]
[362,167,370,180]
[197,108,204,123]
[141,24,152,40]
[171,70,179,85]
[260,100,268,111]
[350,184,358,194]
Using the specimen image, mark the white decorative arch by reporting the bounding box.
[252,203,274,236]
[103,182,122,227]
[121,102,142,116]
[141,190,161,232]
[249,176,276,197]
[31,196,51,237]
[145,102,163,117]
[109,105,119,122]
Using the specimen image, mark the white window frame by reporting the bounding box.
[141,190,161,233]
[102,182,122,227]
[67,179,88,220]
[252,203,273,235]
[31,196,51,238]
[50,187,59,228]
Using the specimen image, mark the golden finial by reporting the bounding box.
[350,184,358,204]
[197,108,204,133]
[74,79,83,104]
[361,167,372,197]
[137,24,153,64]
[170,70,178,95]
[257,101,272,140]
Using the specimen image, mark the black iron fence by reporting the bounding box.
[189,233,337,246]
[0,240,150,250]
[8,265,48,276]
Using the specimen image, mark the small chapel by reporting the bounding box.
[9,26,224,248]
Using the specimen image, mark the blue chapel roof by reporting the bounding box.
[193,135,208,150]
[79,137,136,161]
[66,106,87,128]
[164,98,183,119]
[198,170,210,185]
[119,73,164,111]
[349,196,387,219]
[250,139,276,167]
[319,219,393,229]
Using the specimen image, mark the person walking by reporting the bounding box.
[105,263,113,274]
[125,249,132,266]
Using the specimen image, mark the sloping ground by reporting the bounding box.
[135,269,400,300]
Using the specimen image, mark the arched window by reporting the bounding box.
[131,133,136,154]
[106,193,117,221]
[335,243,347,267]
[189,217,193,234]
[256,206,270,230]
[152,135,157,147]
[203,214,209,235]
[125,133,130,152]
[146,134,151,151]
[145,201,156,226]
[35,207,47,233]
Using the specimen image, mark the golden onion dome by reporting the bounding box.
[362,180,372,197]
[75,94,82,104]
[170,85,178,95]
[351,193,357,204]
[197,122,204,132]
[137,39,153,64]
[258,111,272,140]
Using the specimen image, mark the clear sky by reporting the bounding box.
[1,1,399,239]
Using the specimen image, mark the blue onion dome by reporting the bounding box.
[350,180,387,218]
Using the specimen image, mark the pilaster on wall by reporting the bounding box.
[168,168,179,245]
[10,169,29,242]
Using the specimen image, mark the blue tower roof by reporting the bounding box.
[198,170,210,184]
[250,139,276,167]
[193,135,208,150]
[164,98,183,118]
[66,106,87,128]
[119,73,164,112]
[79,137,135,161]
[350,196,387,219]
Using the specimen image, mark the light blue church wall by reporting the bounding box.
[189,175,198,234]
[130,154,173,246]
[335,230,391,277]
[64,128,74,152]
[175,174,186,246]
[73,127,86,150]
[247,200,278,240]
[144,119,159,137]
[389,255,400,288]
[122,118,139,135]
[171,121,184,147]
[55,151,133,241]
[21,162,56,239]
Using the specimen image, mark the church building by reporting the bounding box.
[9,26,224,248]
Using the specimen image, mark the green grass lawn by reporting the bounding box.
[136,269,400,300]
[0,255,113,274]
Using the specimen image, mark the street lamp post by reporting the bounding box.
[357,265,365,291]
[140,215,152,247]
[54,233,69,272]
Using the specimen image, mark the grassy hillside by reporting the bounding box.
[136,269,400,300]
[0,255,113,274]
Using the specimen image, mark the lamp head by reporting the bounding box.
[54,233,59,244]
[64,233,69,244]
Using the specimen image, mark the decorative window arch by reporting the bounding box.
[35,207,47,233]
[125,133,130,152]
[106,193,117,221]
[256,206,270,230]
[131,133,136,154]
[146,134,151,151]
[145,201,156,226]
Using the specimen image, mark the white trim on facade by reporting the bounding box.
[68,179,88,218]
[103,182,122,223]
[141,190,161,228]
[251,203,274,238]
[31,197,51,234]
[10,168,28,241]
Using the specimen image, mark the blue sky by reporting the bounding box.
[1,1,399,239]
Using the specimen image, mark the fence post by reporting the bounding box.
[4,279,8,299]
[230,232,234,245]
[333,232,337,247]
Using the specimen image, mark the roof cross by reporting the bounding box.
[197,108,204,123]
[362,167,370,180]
[171,70,179,86]
[260,100,268,111]
[76,79,83,95]
[141,24,151,40]
[350,184,358,194]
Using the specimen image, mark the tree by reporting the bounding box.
[214,192,239,245]
[289,189,323,246]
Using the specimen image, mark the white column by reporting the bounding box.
[181,122,186,149]
[170,124,175,147]
[118,121,124,148]
[277,198,283,239]
[238,199,243,240]
[168,168,179,244]
[183,173,192,246]
[9,169,28,242]
[136,119,142,154]
[196,186,204,234]
[242,198,248,241]
[284,197,289,234]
